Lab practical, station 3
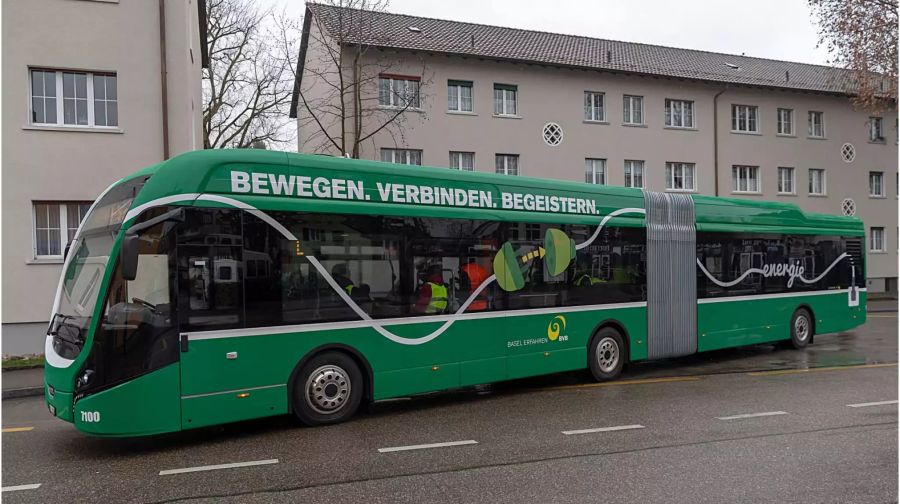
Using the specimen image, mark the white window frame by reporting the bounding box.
[584,91,605,122]
[28,68,118,129]
[447,80,473,113]
[623,95,644,125]
[808,168,827,195]
[870,227,885,252]
[664,99,695,128]
[777,167,795,195]
[378,75,421,109]
[731,104,759,133]
[777,108,794,136]
[808,111,825,138]
[32,201,92,259]
[624,160,645,188]
[495,154,519,175]
[732,165,761,193]
[869,171,885,197]
[869,116,885,142]
[665,162,696,192]
[585,158,607,184]
[380,148,422,165]
[493,84,518,117]
[449,151,475,171]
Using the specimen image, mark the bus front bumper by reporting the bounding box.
[45,382,74,423]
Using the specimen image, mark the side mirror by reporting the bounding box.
[121,234,140,281]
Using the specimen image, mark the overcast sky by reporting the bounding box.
[261,0,833,66]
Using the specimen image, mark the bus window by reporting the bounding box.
[177,208,244,331]
[405,217,500,315]
[82,213,178,393]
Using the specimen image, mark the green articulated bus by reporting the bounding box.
[45,149,867,436]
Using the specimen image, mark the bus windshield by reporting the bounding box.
[49,176,148,360]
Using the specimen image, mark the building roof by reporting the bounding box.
[291,2,857,118]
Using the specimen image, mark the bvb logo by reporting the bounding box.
[547,315,567,341]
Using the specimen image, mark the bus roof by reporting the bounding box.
[124,149,863,236]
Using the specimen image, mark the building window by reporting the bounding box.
[777,167,795,194]
[665,99,695,128]
[869,117,885,142]
[777,108,794,135]
[380,148,422,165]
[624,160,645,188]
[809,168,826,195]
[623,95,644,125]
[665,162,696,191]
[493,84,518,116]
[732,165,761,193]
[731,105,759,133]
[585,158,607,184]
[447,80,473,112]
[808,111,825,138]
[870,227,885,252]
[584,91,605,121]
[378,75,420,109]
[869,171,885,197]
[33,201,92,258]
[495,154,519,175]
[29,69,117,127]
[449,151,475,171]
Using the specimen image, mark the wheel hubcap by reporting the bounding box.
[795,315,810,341]
[596,337,619,373]
[305,365,351,415]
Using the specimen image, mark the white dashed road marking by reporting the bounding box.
[716,411,788,421]
[378,440,478,453]
[159,459,279,476]
[2,484,41,492]
[562,424,646,435]
[847,400,898,408]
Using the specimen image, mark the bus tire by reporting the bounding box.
[588,327,626,381]
[789,308,813,349]
[292,351,363,426]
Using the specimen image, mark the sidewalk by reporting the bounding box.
[867,298,898,313]
[2,367,44,399]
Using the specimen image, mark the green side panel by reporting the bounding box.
[73,364,181,437]
[182,385,288,430]
[375,363,460,399]
[508,347,584,380]
[698,291,866,352]
[45,385,73,423]
[459,357,506,387]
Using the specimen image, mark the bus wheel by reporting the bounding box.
[789,309,813,349]
[293,352,363,426]
[588,327,626,381]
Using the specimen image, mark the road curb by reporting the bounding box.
[867,308,898,313]
[3,387,44,399]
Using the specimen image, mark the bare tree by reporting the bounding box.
[204,0,299,149]
[809,0,898,112]
[286,1,432,158]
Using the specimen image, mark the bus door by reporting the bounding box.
[175,209,246,426]
[643,191,698,358]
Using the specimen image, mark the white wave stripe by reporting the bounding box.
[697,253,850,288]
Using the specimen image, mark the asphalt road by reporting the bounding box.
[2,314,897,503]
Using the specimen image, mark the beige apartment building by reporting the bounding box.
[2,0,207,355]
[291,3,897,297]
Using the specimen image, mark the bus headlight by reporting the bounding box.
[76,369,94,389]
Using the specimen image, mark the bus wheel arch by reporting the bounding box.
[586,320,630,381]
[287,344,373,419]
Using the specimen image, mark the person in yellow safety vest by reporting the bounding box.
[331,263,356,296]
[415,266,448,314]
